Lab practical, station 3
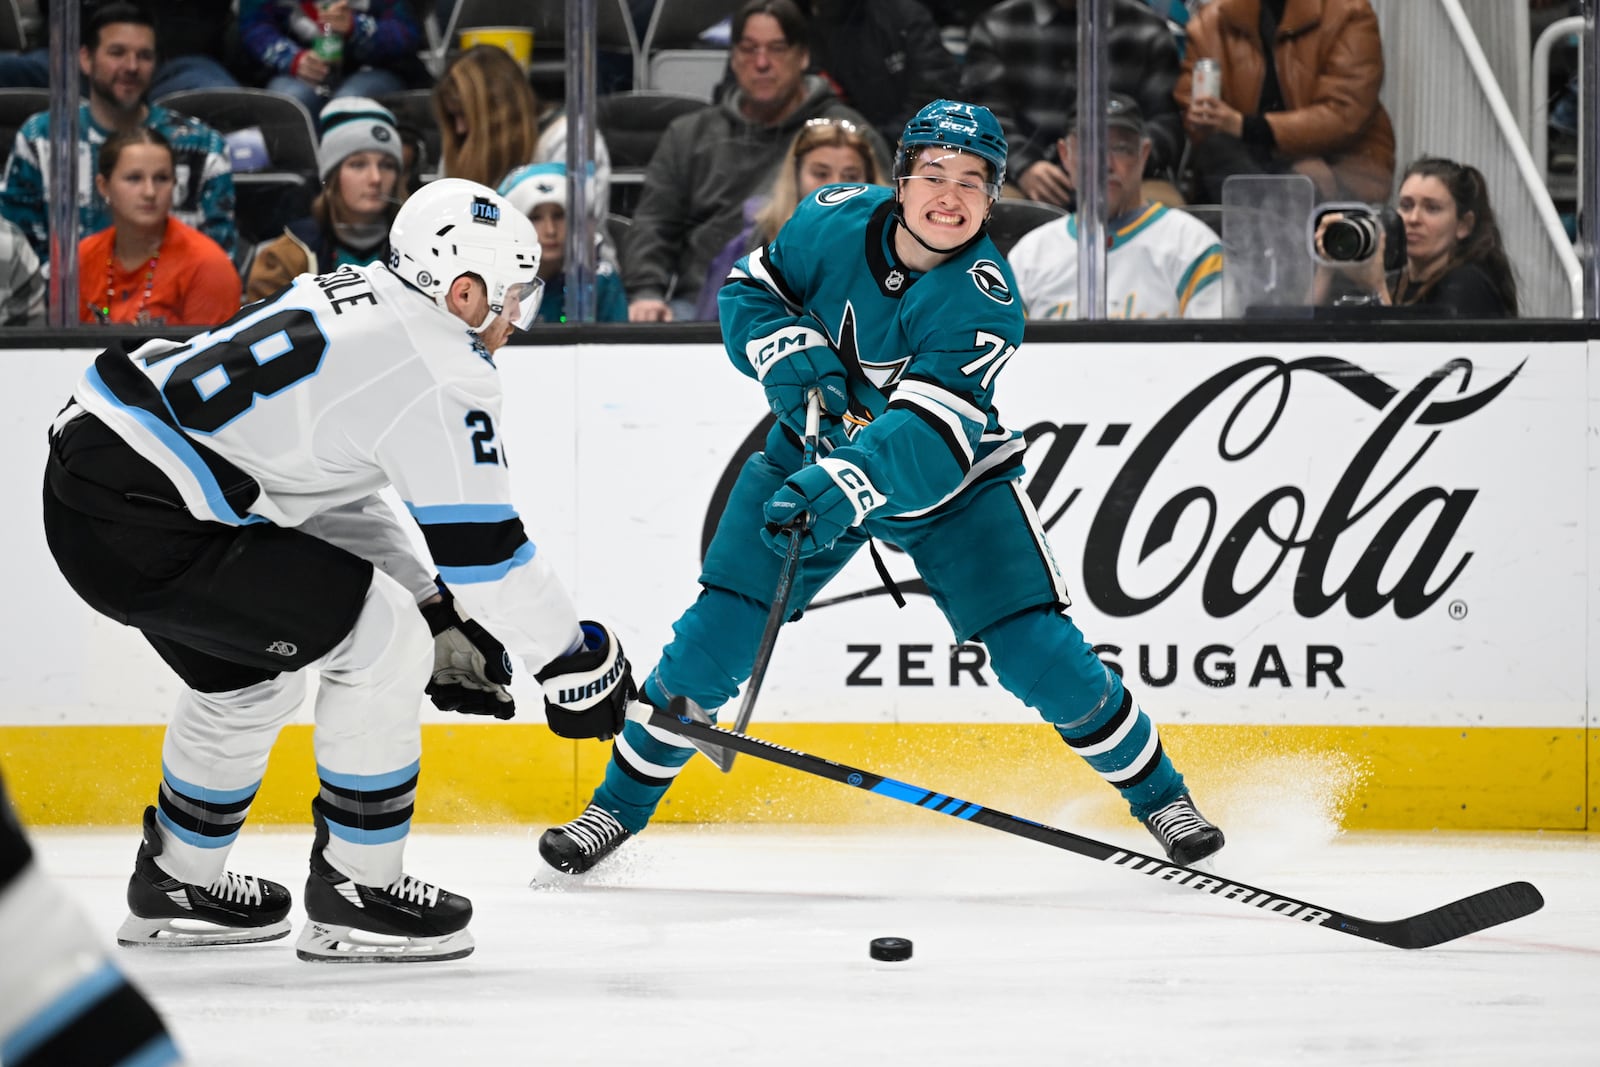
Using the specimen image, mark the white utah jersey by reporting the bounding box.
[1007,202,1223,320]
[69,261,580,669]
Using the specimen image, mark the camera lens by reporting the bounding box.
[1322,216,1379,262]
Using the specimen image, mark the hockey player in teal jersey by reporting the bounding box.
[540,99,1225,875]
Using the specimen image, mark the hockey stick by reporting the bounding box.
[650,706,1545,949]
[688,390,823,773]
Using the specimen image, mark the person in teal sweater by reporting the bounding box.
[498,163,627,324]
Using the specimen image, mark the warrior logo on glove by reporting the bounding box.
[536,622,636,741]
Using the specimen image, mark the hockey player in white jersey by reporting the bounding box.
[1008,94,1223,320]
[41,178,635,963]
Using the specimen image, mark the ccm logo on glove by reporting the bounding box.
[748,326,826,378]
[821,457,882,522]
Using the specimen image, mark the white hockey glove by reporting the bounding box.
[419,584,516,720]
[535,621,636,741]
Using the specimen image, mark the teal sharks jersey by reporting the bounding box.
[720,184,1027,519]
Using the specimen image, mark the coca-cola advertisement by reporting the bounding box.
[558,341,1588,732]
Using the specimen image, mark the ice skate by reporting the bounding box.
[537,803,632,874]
[295,807,473,963]
[116,806,292,948]
[1143,794,1225,868]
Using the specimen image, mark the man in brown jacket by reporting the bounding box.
[1175,0,1394,204]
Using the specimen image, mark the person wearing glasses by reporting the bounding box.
[1009,95,1223,319]
[621,0,887,322]
[539,99,1226,879]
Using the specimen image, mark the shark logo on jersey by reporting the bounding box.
[830,302,909,389]
[967,259,1013,305]
[816,184,868,206]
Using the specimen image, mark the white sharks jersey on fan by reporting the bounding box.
[66,260,580,668]
[1008,203,1223,320]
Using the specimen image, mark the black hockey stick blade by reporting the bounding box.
[721,389,824,773]
[672,696,735,772]
[646,708,1545,949]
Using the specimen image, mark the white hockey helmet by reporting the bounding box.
[387,177,544,332]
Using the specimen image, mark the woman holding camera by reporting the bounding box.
[1317,156,1518,317]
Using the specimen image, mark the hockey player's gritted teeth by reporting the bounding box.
[927,209,965,228]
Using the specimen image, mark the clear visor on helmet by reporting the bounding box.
[897,146,1002,200]
[495,278,545,331]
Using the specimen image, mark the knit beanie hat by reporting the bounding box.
[317,97,403,181]
[498,162,568,217]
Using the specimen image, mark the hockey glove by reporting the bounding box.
[747,326,851,443]
[761,456,885,558]
[419,585,515,720]
[535,621,636,741]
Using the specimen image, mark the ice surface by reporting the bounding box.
[29,818,1599,1067]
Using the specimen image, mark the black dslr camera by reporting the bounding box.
[1313,203,1406,272]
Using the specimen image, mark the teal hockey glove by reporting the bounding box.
[746,325,850,439]
[761,457,885,558]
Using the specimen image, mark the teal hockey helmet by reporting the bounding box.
[895,99,1008,196]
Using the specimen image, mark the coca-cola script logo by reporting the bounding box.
[703,355,1523,621]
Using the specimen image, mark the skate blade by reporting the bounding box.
[116,913,291,948]
[294,921,475,963]
[529,854,583,885]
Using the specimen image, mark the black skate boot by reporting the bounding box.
[296,804,473,963]
[1143,794,1225,868]
[116,806,292,948]
[537,803,632,874]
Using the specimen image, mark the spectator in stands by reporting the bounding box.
[1008,94,1222,319]
[145,0,244,94]
[434,44,612,237]
[79,127,240,326]
[624,0,886,322]
[245,96,403,303]
[1315,156,1518,318]
[1176,0,1394,204]
[0,1,240,93]
[959,0,1185,210]
[0,217,45,326]
[0,3,236,264]
[238,0,428,115]
[499,162,628,324]
[0,0,43,87]
[802,0,958,150]
[694,115,885,320]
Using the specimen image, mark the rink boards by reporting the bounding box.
[2,337,1597,831]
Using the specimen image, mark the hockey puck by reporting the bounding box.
[869,936,913,962]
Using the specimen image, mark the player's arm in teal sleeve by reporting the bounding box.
[720,237,853,435]
[719,241,812,380]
